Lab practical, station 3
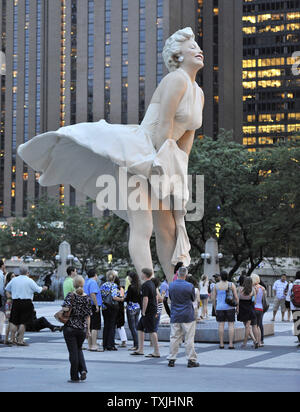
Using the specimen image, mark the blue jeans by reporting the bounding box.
[126,307,140,347]
[154,313,161,332]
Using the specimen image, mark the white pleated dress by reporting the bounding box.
[18,68,204,266]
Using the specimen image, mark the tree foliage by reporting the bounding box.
[0,197,64,266]
[187,131,300,275]
[1,134,299,277]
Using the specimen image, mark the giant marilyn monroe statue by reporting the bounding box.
[18,27,204,283]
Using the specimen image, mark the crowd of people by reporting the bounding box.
[0,260,49,346]
[0,258,300,382]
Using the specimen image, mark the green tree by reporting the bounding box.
[63,205,106,271]
[187,132,300,276]
[1,135,299,279]
[0,197,64,266]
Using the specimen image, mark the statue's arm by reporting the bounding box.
[177,130,195,156]
[155,73,187,142]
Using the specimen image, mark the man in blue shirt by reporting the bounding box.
[167,266,199,368]
[84,269,103,351]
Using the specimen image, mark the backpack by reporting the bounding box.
[291,283,300,308]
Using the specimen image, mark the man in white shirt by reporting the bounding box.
[5,265,47,346]
[0,260,6,344]
[272,274,288,322]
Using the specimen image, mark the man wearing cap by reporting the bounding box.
[5,265,47,346]
[167,266,199,368]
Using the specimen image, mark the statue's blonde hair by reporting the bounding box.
[162,27,195,72]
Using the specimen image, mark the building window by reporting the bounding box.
[70,0,77,125]
[156,0,164,85]
[87,0,94,122]
[104,0,111,121]
[22,0,30,216]
[11,0,18,214]
[213,0,219,139]
[139,0,146,123]
[242,0,300,149]
[121,0,128,124]
[34,0,42,204]
[59,0,67,205]
[196,1,204,95]
[60,0,66,127]
[0,0,6,217]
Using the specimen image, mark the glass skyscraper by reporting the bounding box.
[3,0,298,220]
[242,0,300,151]
[0,0,195,219]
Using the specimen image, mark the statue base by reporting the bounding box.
[98,318,274,343]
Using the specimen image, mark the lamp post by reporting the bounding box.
[54,242,80,298]
[201,237,223,280]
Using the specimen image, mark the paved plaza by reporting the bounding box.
[0,301,299,393]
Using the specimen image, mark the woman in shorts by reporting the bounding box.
[211,270,239,349]
[199,274,209,319]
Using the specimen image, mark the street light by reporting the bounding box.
[201,253,211,264]
[55,254,61,265]
[216,253,223,264]
[66,254,75,265]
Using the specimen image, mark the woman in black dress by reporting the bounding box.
[237,276,259,349]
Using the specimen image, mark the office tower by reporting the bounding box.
[2,1,298,219]
[242,0,300,151]
[0,0,195,219]
[196,0,243,141]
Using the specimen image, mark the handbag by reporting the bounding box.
[54,293,74,324]
[225,282,237,307]
[262,293,269,313]
[102,284,119,310]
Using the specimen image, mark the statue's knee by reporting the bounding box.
[129,222,153,243]
[155,222,176,241]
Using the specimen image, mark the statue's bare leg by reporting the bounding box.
[127,208,153,278]
[152,208,176,283]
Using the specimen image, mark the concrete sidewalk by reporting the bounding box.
[0,301,299,392]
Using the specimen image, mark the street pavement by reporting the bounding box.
[0,301,299,393]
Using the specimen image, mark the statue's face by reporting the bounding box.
[180,38,204,69]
